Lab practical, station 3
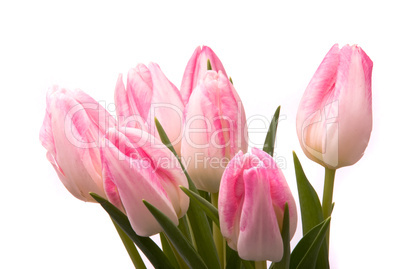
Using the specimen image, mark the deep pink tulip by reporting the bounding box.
[181,70,248,193]
[296,44,373,169]
[180,46,227,106]
[219,148,297,262]
[40,86,115,202]
[101,127,189,237]
[115,62,184,154]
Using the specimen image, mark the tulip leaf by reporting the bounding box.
[292,152,329,269]
[160,233,181,269]
[225,245,255,269]
[289,217,331,269]
[198,190,213,229]
[143,200,209,269]
[111,220,147,269]
[225,244,242,269]
[89,193,175,269]
[292,152,324,234]
[241,260,255,269]
[207,59,212,70]
[180,186,220,226]
[229,77,234,85]
[155,118,221,269]
[186,198,221,269]
[263,106,281,156]
[178,215,192,242]
[269,203,290,269]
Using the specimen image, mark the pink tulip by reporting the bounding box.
[39,86,115,202]
[115,62,184,154]
[101,127,189,237]
[296,44,373,169]
[181,46,227,106]
[219,148,297,262]
[181,70,248,193]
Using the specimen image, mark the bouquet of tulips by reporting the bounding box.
[40,44,372,268]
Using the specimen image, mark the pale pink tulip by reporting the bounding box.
[101,127,189,236]
[114,63,184,154]
[181,46,227,106]
[40,86,115,202]
[296,44,373,169]
[181,70,248,193]
[219,148,297,262]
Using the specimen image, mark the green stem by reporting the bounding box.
[322,168,336,251]
[255,261,267,269]
[211,192,225,269]
[112,219,146,269]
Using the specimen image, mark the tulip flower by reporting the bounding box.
[218,148,297,262]
[181,46,227,106]
[181,70,248,193]
[101,127,189,237]
[296,44,373,169]
[114,62,184,154]
[39,86,115,202]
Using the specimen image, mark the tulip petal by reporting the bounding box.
[181,46,201,105]
[127,64,153,121]
[123,127,189,218]
[219,151,245,251]
[181,70,247,193]
[73,89,116,134]
[237,166,284,262]
[251,148,298,238]
[335,45,373,167]
[48,90,106,201]
[181,79,226,193]
[146,63,184,152]
[219,149,297,262]
[180,46,228,105]
[297,44,373,169]
[102,139,179,237]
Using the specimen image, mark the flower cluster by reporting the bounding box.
[40,44,372,268]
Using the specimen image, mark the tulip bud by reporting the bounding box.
[114,62,184,154]
[181,46,227,106]
[101,128,189,237]
[181,70,248,193]
[218,148,297,262]
[296,44,373,169]
[39,86,115,202]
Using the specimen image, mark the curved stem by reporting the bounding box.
[322,168,336,251]
[112,219,146,269]
[211,192,225,269]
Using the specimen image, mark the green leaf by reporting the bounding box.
[270,203,290,269]
[143,200,208,269]
[180,186,220,226]
[292,152,324,235]
[226,244,241,269]
[241,260,255,269]
[160,233,181,269]
[178,215,192,242]
[263,106,281,156]
[186,199,221,268]
[155,118,221,269]
[89,193,175,269]
[198,190,212,230]
[207,59,212,70]
[290,217,331,269]
[112,219,146,269]
[293,152,329,269]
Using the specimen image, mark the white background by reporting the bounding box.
[1,0,401,268]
